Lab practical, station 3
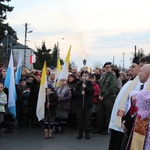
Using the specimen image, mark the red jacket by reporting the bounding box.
[93,82,100,104]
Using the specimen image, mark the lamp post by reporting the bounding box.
[24,23,33,67]
[56,38,64,59]
[82,58,87,108]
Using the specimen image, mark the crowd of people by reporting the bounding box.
[0,55,150,150]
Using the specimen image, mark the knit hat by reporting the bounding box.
[47,84,54,89]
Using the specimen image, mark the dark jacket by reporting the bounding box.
[16,85,30,114]
[74,80,94,108]
[44,92,58,117]
[68,78,80,113]
[28,80,40,112]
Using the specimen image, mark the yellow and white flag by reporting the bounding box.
[54,56,62,87]
[58,45,71,80]
[36,61,47,121]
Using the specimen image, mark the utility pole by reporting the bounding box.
[24,23,28,67]
[123,52,125,71]
[112,55,115,66]
[23,23,33,67]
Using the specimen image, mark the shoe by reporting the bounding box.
[59,126,64,134]
[85,133,90,139]
[48,129,53,138]
[77,129,83,139]
[44,129,49,139]
[85,129,90,140]
[53,125,59,134]
[77,132,83,139]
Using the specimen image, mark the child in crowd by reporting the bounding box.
[74,71,94,139]
[43,84,58,139]
[0,83,7,135]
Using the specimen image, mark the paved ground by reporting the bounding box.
[0,127,110,150]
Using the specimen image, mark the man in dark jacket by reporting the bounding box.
[74,70,94,140]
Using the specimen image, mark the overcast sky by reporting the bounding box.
[6,0,150,69]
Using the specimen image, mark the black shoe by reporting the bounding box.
[60,129,64,134]
[77,133,83,139]
[85,133,90,139]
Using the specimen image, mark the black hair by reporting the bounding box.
[139,55,150,64]
[132,57,140,65]
[81,70,89,77]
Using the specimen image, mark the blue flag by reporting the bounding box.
[16,51,23,85]
[4,50,17,118]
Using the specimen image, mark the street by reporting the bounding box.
[0,127,110,150]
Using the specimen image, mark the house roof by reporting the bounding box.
[1,36,35,51]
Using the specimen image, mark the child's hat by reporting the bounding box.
[47,84,54,89]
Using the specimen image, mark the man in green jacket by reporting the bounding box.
[95,62,118,134]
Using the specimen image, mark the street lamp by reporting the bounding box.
[82,58,87,108]
[24,23,33,67]
[56,38,64,59]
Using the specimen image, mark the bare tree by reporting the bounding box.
[70,60,78,70]
[93,61,102,69]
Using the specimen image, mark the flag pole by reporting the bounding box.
[82,58,87,108]
[46,90,51,131]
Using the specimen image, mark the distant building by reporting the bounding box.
[0,36,35,70]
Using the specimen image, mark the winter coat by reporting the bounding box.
[16,85,30,114]
[74,80,94,108]
[28,80,40,112]
[93,82,100,104]
[45,92,58,116]
[0,91,7,112]
[55,85,72,118]
[43,92,58,122]
[68,79,80,113]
